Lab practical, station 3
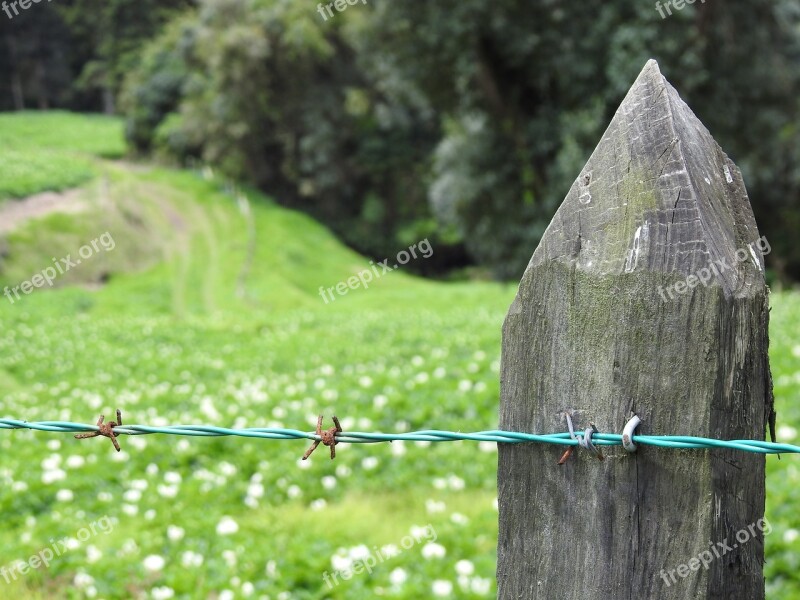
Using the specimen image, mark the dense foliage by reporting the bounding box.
[2,0,799,279]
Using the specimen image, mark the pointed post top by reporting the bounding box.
[528,59,766,297]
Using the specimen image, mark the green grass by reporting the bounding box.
[0,111,124,199]
[0,128,511,598]
[0,111,798,599]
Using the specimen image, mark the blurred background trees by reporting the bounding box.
[2,0,799,281]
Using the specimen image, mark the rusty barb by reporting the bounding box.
[302,415,342,460]
[74,409,123,452]
[558,411,604,464]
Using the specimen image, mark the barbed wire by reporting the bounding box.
[1,412,797,458]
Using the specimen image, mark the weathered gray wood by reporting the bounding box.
[497,60,773,599]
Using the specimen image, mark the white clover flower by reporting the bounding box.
[167,525,185,541]
[310,499,327,511]
[157,485,178,498]
[447,475,465,490]
[451,512,469,525]
[349,545,370,561]
[42,454,61,470]
[143,555,165,572]
[391,440,407,456]
[471,576,492,594]
[42,469,66,484]
[86,545,102,563]
[331,553,352,571]
[322,476,337,490]
[422,542,446,559]
[362,457,379,470]
[216,516,239,535]
[123,489,142,503]
[426,499,446,514]
[151,586,175,599]
[111,450,129,462]
[56,489,74,502]
[478,441,496,453]
[455,559,474,576]
[389,567,408,586]
[74,572,94,587]
[219,462,237,476]
[432,580,453,596]
[164,472,182,485]
[66,455,86,469]
[181,551,204,568]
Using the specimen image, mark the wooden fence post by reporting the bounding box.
[497,59,773,599]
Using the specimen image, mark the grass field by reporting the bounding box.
[0,113,798,599]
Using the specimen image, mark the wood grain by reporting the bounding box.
[497,60,772,600]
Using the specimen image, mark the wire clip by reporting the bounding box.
[559,412,604,463]
[622,413,641,452]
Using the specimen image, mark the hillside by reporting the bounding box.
[0,112,512,599]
